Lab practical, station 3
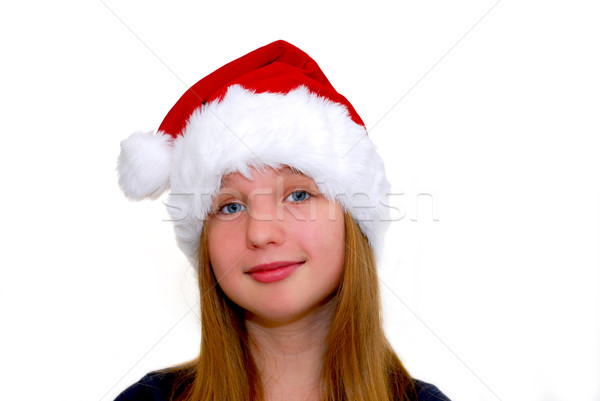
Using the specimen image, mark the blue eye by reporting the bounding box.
[219,203,246,214]
[286,190,311,202]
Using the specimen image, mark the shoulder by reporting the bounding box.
[114,370,178,401]
[413,379,452,401]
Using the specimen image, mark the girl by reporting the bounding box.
[115,40,451,401]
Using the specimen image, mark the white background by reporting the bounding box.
[1,1,599,400]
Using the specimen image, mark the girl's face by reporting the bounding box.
[207,166,345,325]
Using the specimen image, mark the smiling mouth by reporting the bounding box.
[246,261,304,273]
[246,261,305,283]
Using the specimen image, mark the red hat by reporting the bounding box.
[118,40,389,267]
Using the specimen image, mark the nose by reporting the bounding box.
[245,198,284,249]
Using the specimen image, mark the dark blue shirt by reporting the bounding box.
[115,370,451,400]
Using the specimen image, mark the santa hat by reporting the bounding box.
[118,40,390,267]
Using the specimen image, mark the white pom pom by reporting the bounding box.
[117,131,173,200]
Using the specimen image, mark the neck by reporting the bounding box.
[245,303,334,401]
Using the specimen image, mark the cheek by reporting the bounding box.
[207,226,246,303]
[326,221,346,278]
[207,223,241,280]
[328,210,346,279]
[299,206,346,274]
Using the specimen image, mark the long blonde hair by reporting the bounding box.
[168,211,416,401]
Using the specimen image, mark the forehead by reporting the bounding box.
[219,166,312,188]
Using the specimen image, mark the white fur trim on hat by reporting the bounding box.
[163,85,391,268]
[117,131,173,200]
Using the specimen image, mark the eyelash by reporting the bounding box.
[285,189,312,203]
[215,190,314,215]
[217,203,246,215]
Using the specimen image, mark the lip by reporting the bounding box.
[246,261,305,283]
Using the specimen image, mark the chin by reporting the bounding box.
[245,296,335,326]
